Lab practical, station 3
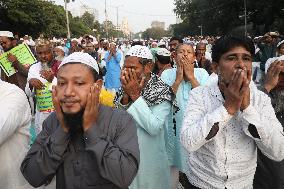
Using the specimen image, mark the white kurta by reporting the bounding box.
[0,80,33,189]
[25,62,56,135]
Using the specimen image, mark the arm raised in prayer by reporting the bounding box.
[20,113,70,187]
[180,87,233,152]
[84,109,139,188]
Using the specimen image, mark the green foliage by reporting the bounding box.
[173,0,284,36]
[142,27,170,39]
[0,0,102,38]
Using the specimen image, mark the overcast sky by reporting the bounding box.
[54,0,177,33]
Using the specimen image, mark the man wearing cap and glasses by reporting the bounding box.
[21,52,139,189]
[0,31,29,90]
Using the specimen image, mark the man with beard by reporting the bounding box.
[180,35,284,189]
[115,45,176,189]
[25,39,60,135]
[0,31,29,90]
[253,41,284,188]
[84,42,99,62]
[21,52,139,189]
[53,46,66,62]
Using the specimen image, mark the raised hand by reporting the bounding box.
[219,68,250,115]
[264,60,283,92]
[83,84,100,131]
[52,86,68,132]
[29,78,44,90]
[121,68,142,101]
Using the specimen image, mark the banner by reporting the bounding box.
[0,43,37,77]
[36,82,54,112]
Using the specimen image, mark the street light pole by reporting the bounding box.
[198,25,203,36]
[244,0,247,36]
[64,0,71,39]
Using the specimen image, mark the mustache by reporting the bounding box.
[60,98,80,103]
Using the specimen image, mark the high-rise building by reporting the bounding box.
[151,21,165,30]
[70,5,99,20]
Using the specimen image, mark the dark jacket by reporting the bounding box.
[21,105,140,189]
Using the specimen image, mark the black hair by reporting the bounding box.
[61,62,102,81]
[131,41,143,46]
[156,54,170,65]
[212,35,255,63]
[170,37,183,44]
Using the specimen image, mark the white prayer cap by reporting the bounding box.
[71,38,78,42]
[156,48,171,57]
[54,46,65,52]
[59,52,99,74]
[157,41,166,47]
[0,31,14,38]
[126,45,153,60]
[277,40,284,48]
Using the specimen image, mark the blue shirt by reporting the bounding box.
[161,68,209,172]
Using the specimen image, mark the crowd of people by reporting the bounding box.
[0,29,283,189]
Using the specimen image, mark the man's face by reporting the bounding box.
[169,40,180,52]
[278,44,284,55]
[71,41,78,48]
[53,48,65,58]
[85,43,94,53]
[0,36,13,52]
[175,44,196,66]
[110,44,116,51]
[56,64,96,115]
[36,45,53,64]
[124,56,147,81]
[217,46,252,84]
[265,36,273,44]
[196,43,206,55]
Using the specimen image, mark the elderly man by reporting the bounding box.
[53,46,65,61]
[0,79,32,189]
[21,52,139,189]
[0,31,29,90]
[253,43,284,188]
[161,43,209,189]
[115,45,176,189]
[180,35,284,189]
[104,42,122,91]
[25,39,60,135]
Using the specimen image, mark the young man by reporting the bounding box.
[161,43,209,189]
[180,35,284,189]
[115,45,176,189]
[21,52,139,189]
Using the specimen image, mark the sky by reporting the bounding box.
[53,0,177,33]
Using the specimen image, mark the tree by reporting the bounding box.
[142,27,169,40]
[173,0,284,36]
[81,11,95,28]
